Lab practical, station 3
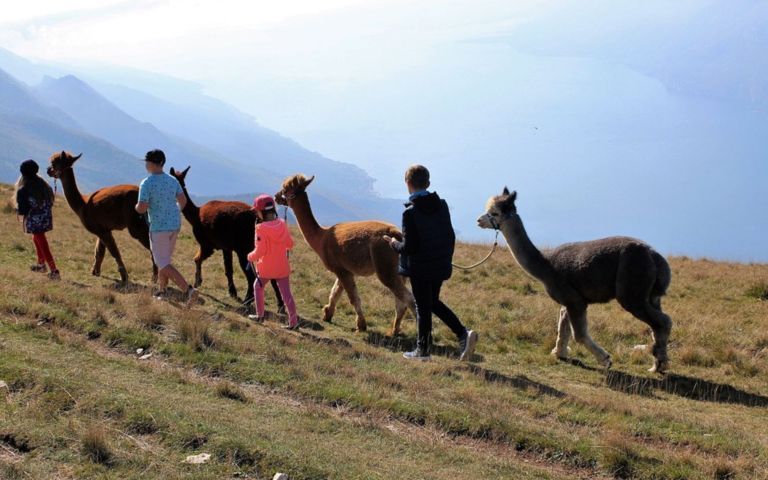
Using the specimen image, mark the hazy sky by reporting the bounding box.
[2,1,766,261]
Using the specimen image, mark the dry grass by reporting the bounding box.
[80,426,113,465]
[1,182,767,479]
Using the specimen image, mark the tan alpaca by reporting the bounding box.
[275,174,416,334]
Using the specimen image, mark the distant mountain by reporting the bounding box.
[92,82,387,208]
[0,69,143,190]
[32,74,281,196]
[0,49,402,223]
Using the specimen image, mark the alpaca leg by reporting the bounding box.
[371,246,414,335]
[101,232,128,283]
[568,306,611,368]
[322,278,345,323]
[615,250,670,372]
[386,280,414,337]
[338,274,366,332]
[222,249,238,298]
[551,306,572,359]
[128,222,157,283]
[236,250,255,305]
[92,238,106,276]
[193,245,214,288]
[619,296,672,374]
[390,286,415,337]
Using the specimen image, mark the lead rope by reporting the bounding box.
[451,229,500,270]
[53,178,57,195]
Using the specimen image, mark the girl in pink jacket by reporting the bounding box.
[247,194,299,329]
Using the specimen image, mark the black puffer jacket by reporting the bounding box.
[394,192,455,280]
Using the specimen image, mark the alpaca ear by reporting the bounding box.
[305,175,315,187]
[72,153,82,161]
[510,190,517,201]
[169,167,176,175]
[502,186,510,196]
[182,166,190,177]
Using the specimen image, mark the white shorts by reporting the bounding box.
[149,231,178,269]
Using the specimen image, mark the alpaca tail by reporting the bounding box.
[651,250,671,297]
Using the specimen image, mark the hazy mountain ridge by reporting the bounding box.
[0,48,402,223]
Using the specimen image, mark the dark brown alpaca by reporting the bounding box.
[46,151,157,283]
[170,166,283,308]
[479,188,672,373]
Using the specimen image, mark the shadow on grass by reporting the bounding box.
[458,364,567,398]
[103,277,149,294]
[562,358,768,407]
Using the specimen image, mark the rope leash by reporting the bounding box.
[451,230,500,270]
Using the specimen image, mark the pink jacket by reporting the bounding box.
[247,219,294,279]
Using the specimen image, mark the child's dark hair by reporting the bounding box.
[14,160,54,209]
[262,208,278,221]
[405,164,430,190]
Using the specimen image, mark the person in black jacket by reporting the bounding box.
[384,165,478,361]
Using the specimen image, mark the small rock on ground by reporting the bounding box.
[184,453,211,464]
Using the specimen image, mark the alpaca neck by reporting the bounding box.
[290,192,325,252]
[59,168,86,215]
[499,213,557,284]
[179,184,200,224]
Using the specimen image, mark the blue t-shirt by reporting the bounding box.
[138,172,183,232]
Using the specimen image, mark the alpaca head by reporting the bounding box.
[275,174,315,206]
[169,166,191,188]
[47,151,82,179]
[478,187,517,229]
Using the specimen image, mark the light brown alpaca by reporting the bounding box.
[478,188,672,373]
[47,151,157,283]
[275,174,415,334]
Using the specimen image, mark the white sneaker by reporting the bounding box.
[186,287,199,307]
[459,330,478,361]
[403,349,431,361]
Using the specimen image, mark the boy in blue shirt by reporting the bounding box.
[135,149,199,306]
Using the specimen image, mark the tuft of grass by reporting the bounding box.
[215,381,249,403]
[124,410,162,435]
[600,436,639,479]
[135,302,164,330]
[213,438,263,468]
[177,314,215,351]
[104,326,154,351]
[80,426,113,465]
[745,282,768,300]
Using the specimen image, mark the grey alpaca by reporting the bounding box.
[478,188,672,373]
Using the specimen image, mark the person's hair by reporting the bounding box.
[262,208,277,221]
[145,149,166,166]
[14,174,54,209]
[404,164,430,189]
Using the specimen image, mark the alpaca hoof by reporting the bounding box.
[321,306,334,323]
[91,268,101,277]
[601,356,612,370]
[194,278,202,288]
[355,325,367,333]
[550,346,571,360]
[228,287,238,299]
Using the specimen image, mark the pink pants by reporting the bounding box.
[254,276,298,327]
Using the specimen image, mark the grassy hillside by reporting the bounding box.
[1,183,767,479]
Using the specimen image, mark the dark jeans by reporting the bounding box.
[411,276,466,354]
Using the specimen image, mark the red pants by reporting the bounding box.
[32,232,57,271]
